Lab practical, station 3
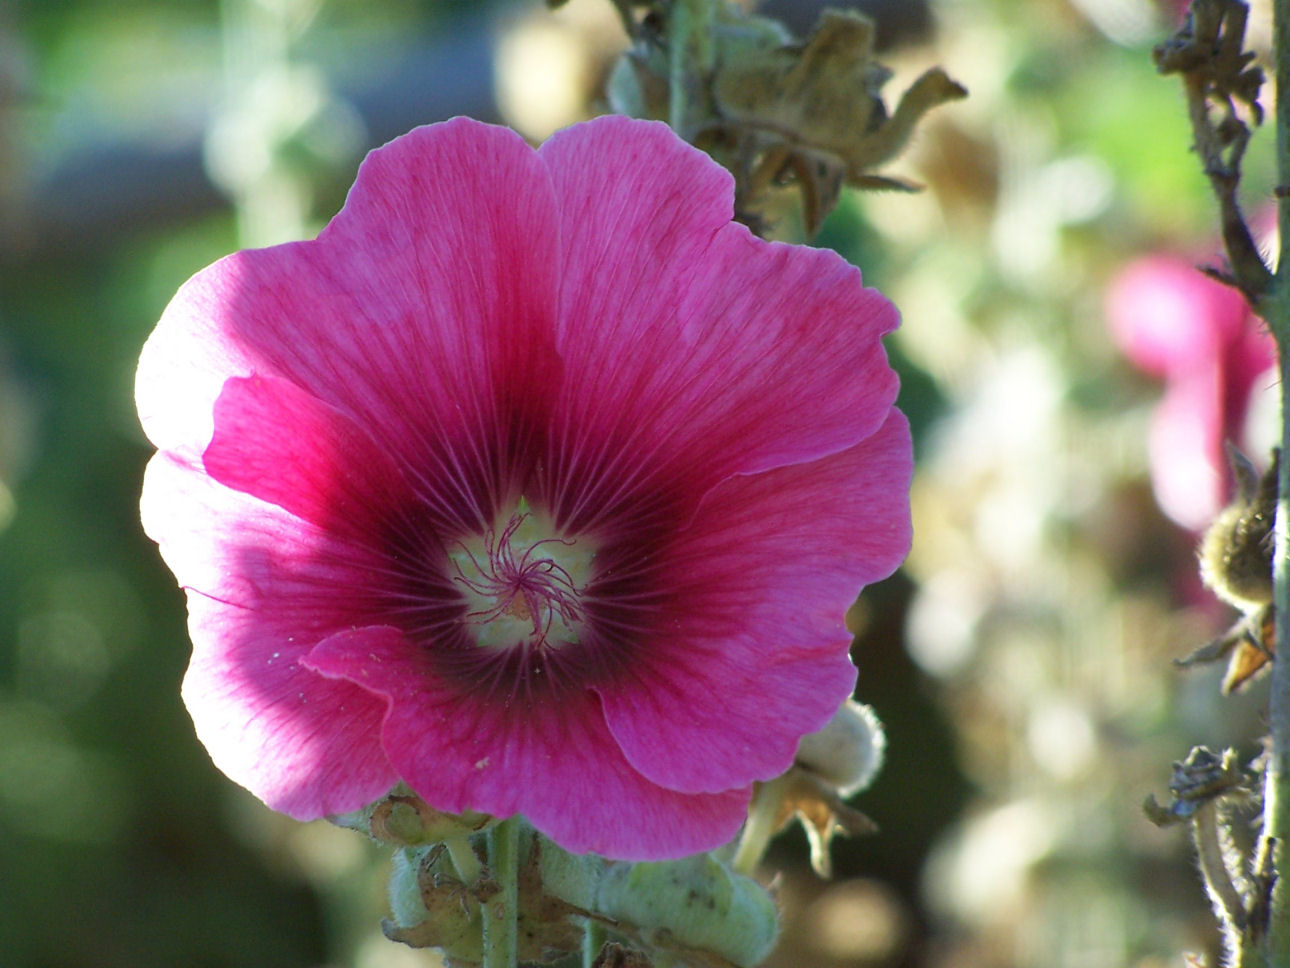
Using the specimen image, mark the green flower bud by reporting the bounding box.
[597,854,778,967]
[537,835,606,912]
[794,699,885,796]
[329,783,494,846]
[386,846,433,931]
[381,844,485,957]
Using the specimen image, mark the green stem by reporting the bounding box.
[1262,345,1290,968]
[581,917,606,968]
[1265,5,1290,965]
[1277,0,1290,263]
[731,774,791,875]
[667,0,692,133]
[483,818,520,968]
[666,0,716,135]
[1194,800,1249,963]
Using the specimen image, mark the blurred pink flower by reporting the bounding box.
[1106,254,1274,530]
[136,116,912,859]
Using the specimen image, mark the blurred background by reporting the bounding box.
[0,0,1280,965]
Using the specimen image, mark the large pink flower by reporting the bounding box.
[136,116,911,860]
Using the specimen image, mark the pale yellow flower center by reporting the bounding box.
[449,505,595,650]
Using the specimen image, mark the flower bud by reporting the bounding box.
[382,845,485,956]
[794,699,885,795]
[596,854,778,968]
[537,835,606,911]
[386,846,433,931]
[330,784,494,846]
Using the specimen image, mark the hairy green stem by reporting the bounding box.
[1195,800,1249,963]
[483,818,520,968]
[1278,0,1290,260]
[1263,347,1290,968]
[1264,4,1290,964]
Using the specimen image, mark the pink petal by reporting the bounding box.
[204,373,421,540]
[303,626,751,859]
[534,116,899,533]
[597,409,912,794]
[1148,369,1226,531]
[137,118,563,532]
[142,453,399,817]
[1105,256,1249,378]
[1223,322,1276,435]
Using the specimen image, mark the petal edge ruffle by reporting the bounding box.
[535,116,900,534]
[598,409,912,794]
[304,626,751,859]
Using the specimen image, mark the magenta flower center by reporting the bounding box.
[449,506,596,651]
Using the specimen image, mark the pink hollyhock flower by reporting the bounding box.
[1106,254,1274,531]
[136,116,911,860]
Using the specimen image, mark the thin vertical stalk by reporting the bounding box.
[1264,4,1290,965]
[667,0,693,133]
[1262,352,1290,968]
[731,774,791,875]
[483,818,520,968]
[1195,800,1250,965]
[582,918,606,968]
[666,0,715,135]
[1277,0,1290,262]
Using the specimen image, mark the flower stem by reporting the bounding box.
[667,0,692,133]
[1263,350,1290,968]
[1194,800,1249,963]
[581,917,606,967]
[666,0,715,135]
[483,817,520,968]
[731,774,791,875]
[1278,0,1290,261]
[1264,4,1290,964]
